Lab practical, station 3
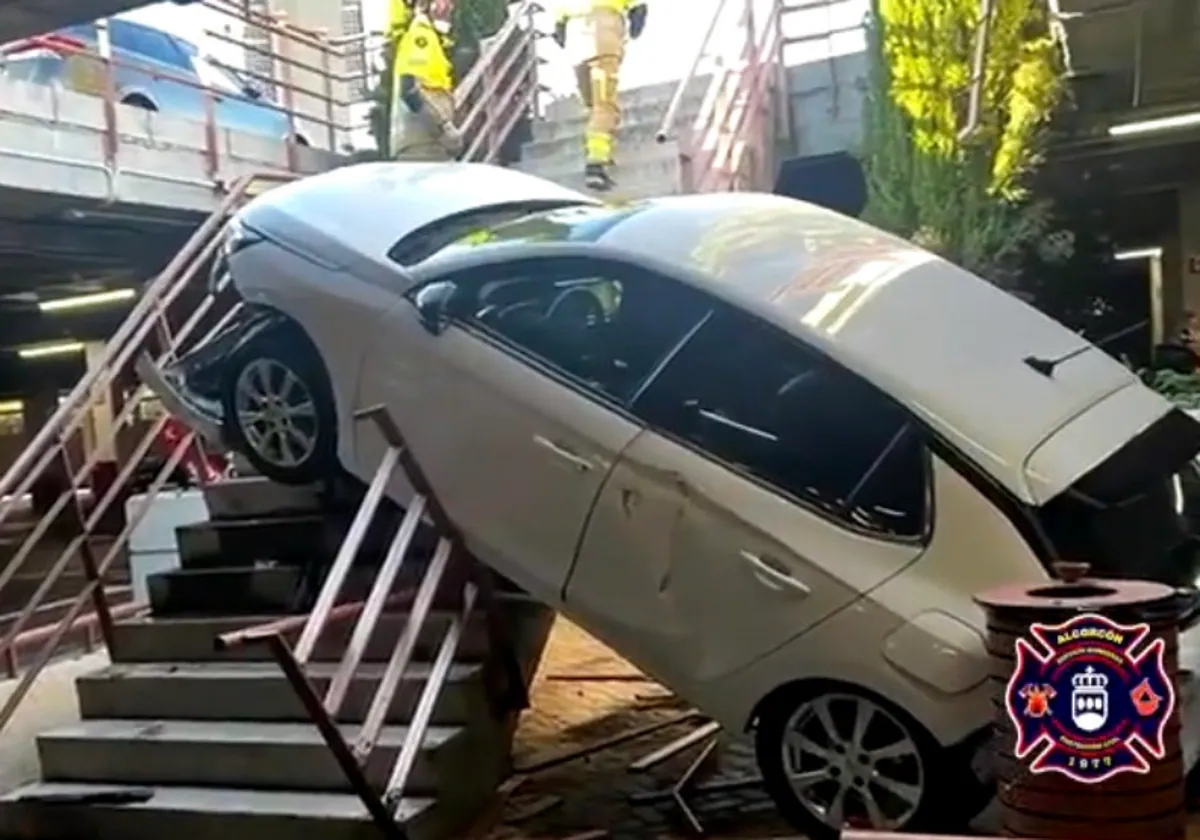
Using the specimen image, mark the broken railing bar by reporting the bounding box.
[0,173,271,510]
[323,494,430,715]
[262,633,409,840]
[0,207,235,536]
[629,720,722,773]
[0,284,243,656]
[292,443,401,664]
[385,582,477,807]
[355,537,454,758]
[214,592,413,651]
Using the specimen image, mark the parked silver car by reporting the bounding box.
[144,162,1200,837]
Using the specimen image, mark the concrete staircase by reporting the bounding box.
[516,77,711,198]
[0,478,554,840]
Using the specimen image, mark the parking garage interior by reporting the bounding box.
[1041,0,1200,361]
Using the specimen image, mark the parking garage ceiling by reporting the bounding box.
[1046,0,1200,196]
[0,0,162,42]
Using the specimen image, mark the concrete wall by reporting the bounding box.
[0,77,342,215]
[781,51,868,160]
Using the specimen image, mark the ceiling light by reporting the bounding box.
[1115,246,1162,261]
[1109,111,1200,137]
[18,341,85,359]
[38,288,136,313]
[0,400,22,415]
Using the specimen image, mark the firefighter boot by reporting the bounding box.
[585,162,615,191]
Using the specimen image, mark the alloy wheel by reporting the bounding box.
[233,358,319,469]
[781,692,925,831]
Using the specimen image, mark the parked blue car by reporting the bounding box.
[0,18,308,145]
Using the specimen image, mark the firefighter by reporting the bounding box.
[388,0,463,161]
[553,0,648,190]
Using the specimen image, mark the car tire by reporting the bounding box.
[219,324,337,486]
[754,684,983,839]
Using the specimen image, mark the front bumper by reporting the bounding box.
[137,307,285,448]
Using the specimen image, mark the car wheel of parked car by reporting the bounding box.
[219,326,336,486]
[755,686,969,839]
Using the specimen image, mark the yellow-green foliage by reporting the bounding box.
[877,0,1061,198]
[862,0,1067,285]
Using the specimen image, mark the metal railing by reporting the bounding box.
[656,0,787,193]
[216,407,526,839]
[0,0,541,737]
[0,171,291,730]
[0,0,370,181]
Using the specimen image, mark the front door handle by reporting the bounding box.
[739,550,811,595]
[533,435,594,471]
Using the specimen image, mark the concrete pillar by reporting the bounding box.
[23,386,64,519]
[1176,181,1200,351]
[81,342,119,509]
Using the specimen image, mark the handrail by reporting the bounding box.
[691,2,783,192]
[217,405,528,837]
[0,173,293,735]
[655,0,737,143]
[669,0,786,193]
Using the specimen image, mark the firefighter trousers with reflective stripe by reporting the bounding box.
[574,7,626,165]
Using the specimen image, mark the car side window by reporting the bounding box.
[632,309,927,539]
[445,257,713,403]
[112,23,190,69]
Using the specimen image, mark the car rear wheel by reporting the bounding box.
[755,686,979,839]
[219,326,337,486]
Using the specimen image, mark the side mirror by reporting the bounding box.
[412,281,458,336]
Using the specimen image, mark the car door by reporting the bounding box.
[356,254,713,605]
[567,306,929,689]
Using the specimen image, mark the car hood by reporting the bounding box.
[235,162,598,270]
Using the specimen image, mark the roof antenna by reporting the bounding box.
[1023,319,1149,378]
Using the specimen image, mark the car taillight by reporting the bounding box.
[0,33,85,57]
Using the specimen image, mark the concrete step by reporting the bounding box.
[541,75,713,121]
[523,120,681,164]
[147,565,306,616]
[176,514,331,568]
[109,611,492,663]
[76,660,490,725]
[516,140,685,199]
[529,93,708,144]
[0,782,438,840]
[37,719,464,795]
[202,476,324,520]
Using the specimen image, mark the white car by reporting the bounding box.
[144,162,1200,837]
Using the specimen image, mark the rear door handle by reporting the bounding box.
[739,550,811,595]
[533,435,594,471]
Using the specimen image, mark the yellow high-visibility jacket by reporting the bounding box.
[392,9,454,92]
[387,0,412,39]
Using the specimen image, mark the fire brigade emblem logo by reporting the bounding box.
[1005,612,1174,784]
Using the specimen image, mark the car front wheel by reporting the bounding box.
[755,686,974,839]
[219,326,337,486]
